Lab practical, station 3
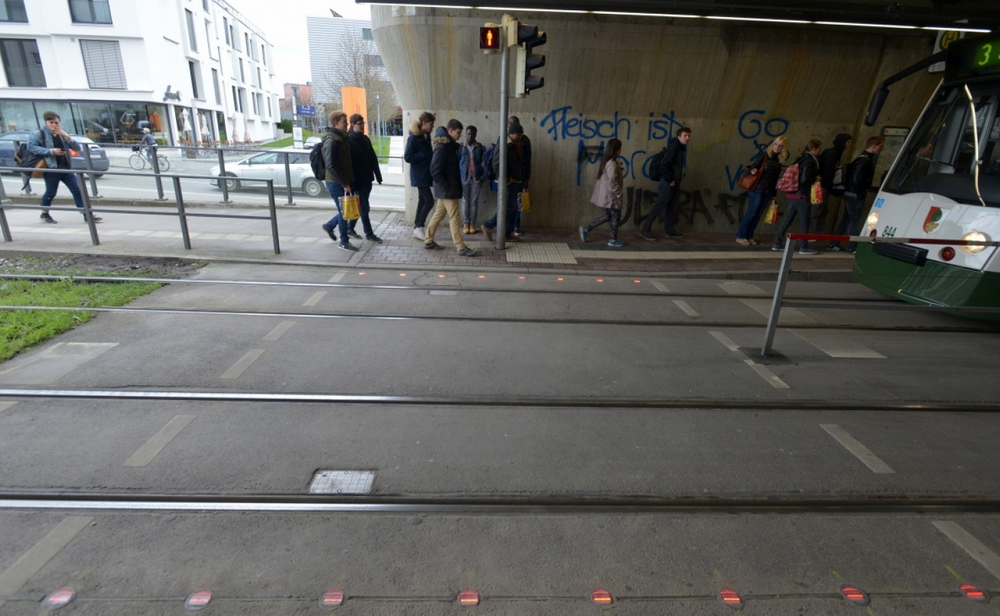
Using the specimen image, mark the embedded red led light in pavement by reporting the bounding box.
[185,590,213,611]
[839,585,870,605]
[718,588,744,609]
[961,583,989,602]
[42,587,75,610]
[458,589,480,606]
[590,589,613,605]
[321,589,345,607]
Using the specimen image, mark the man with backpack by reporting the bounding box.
[13,140,35,196]
[640,126,690,241]
[813,133,852,235]
[482,122,530,243]
[318,110,358,252]
[830,136,885,253]
[27,111,100,224]
[404,112,435,240]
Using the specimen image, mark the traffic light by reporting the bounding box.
[514,28,546,97]
[479,25,500,53]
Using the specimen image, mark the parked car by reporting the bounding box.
[209,149,324,197]
[0,131,109,178]
[304,135,322,147]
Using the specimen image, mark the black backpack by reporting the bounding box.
[14,130,43,168]
[648,147,666,181]
[309,136,328,180]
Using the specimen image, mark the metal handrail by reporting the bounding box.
[0,166,280,254]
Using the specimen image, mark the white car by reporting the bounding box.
[209,149,324,197]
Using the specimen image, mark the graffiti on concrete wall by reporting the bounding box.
[724,109,789,191]
[621,186,749,228]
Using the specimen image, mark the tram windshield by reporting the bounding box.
[884,82,1000,207]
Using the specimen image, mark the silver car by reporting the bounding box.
[209,149,323,197]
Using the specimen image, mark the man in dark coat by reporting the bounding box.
[345,114,384,243]
[640,126,690,240]
[830,136,885,253]
[482,122,530,242]
[404,111,435,239]
[425,119,477,257]
[812,132,852,234]
[319,110,358,252]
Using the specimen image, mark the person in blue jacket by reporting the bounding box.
[27,110,101,224]
[403,111,435,240]
[458,125,486,234]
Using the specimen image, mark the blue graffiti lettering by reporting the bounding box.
[725,164,745,192]
[541,106,632,142]
[647,111,683,142]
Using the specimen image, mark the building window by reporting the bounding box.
[261,44,266,66]
[266,97,271,118]
[0,38,45,87]
[212,68,220,104]
[256,67,261,87]
[188,61,200,99]
[238,58,244,82]
[1,1,28,23]
[205,22,214,58]
[223,17,229,45]
[185,10,197,52]
[238,88,247,115]
[231,85,238,111]
[68,0,112,24]
[202,0,208,11]
[230,24,238,50]
[362,27,373,41]
[79,39,125,89]
[252,92,258,115]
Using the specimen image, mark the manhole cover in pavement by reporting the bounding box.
[309,470,376,494]
[505,242,577,264]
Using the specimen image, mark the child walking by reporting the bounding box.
[579,139,625,247]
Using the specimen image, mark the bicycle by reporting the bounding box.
[128,146,170,172]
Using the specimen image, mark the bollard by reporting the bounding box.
[172,176,192,250]
[266,179,280,254]
[81,145,101,198]
[761,241,795,357]
[151,146,165,200]
[217,148,231,203]
[283,151,294,205]
[78,171,100,246]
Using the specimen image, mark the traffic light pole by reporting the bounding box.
[496,39,509,251]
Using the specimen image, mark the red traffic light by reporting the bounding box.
[480,26,500,50]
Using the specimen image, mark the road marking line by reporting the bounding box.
[673,300,699,317]
[709,331,740,351]
[303,291,327,307]
[791,330,886,359]
[820,424,895,474]
[933,521,1000,582]
[719,282,766,295]
[743,359,789,389]
[0,516,92,607]
[329,272,347,283]
[123,415,196,467]
[652,281,670,293]
[221,350,265,379]
[263,321,296,341]
[0,401,18,414]
[741,298,814,324]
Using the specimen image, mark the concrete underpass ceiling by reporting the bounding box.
[360,0,1000,32]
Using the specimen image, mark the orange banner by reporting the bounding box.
[341,87,368,135]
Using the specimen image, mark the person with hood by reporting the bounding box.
[812,132,852,234]
[28,110,100,224]
[736,136,788,246]
[507,116,532,235]
[580,138,625,247]
[404,111,435,240]
[319,110,358,252]
[830,136,885,253]
[482,122,530,243]
[459,125,486,234]
[425,119,478,257]
[772,140,822,255]
[344,113,384,243]
[640,126,690,241]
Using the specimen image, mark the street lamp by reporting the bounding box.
[375,92,381,140]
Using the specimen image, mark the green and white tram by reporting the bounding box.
[855,34,1000,315]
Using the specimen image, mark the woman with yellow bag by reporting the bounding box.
[735,136,787,246]
[771,140,822,255]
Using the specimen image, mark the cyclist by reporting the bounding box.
[139,128,157,167]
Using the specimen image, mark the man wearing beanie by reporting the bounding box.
[482,121,530,243]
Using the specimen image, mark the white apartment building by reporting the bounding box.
[0,0,280,146]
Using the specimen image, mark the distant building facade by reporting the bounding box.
[0,0,280,146]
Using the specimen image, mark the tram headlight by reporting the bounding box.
[865,212,879,230]
[960,231,988,254]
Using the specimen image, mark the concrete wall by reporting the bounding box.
[372,6,940,233]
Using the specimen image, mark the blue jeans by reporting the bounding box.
[773,195,811,250]
[347,182,375,237]
[323,181,349,243]
[737,188,774,240]
[641,178,679,236]
[483,182,522,238]
[40,170,85,215]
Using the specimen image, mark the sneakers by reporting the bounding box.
[664,232,684,238]
[844,247,857,254]
[40,213,57,224]
[322,224,337,242]
[608,239,625,247]
[412,227,425,240]
[481,226,493,241]
[771,245,784,251]
[736,238,751,246]
[798,247,819,255]
[83,216,103,223]
[640,232,656,241]
[828,245,842,252]
[579,226,588,243]
[457,247,478,257]
[338,242,359,252]
[425,241,444,250]
[512,228,522,236]
[468,225,478,234]
[346,230,362,240]
[365,234,383,243]
[748,239,760,245]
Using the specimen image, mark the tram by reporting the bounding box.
[854,33,1000,316]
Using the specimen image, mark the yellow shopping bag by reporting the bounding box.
[342,194,360,220]
[763,200,778,225]
[518,191,531,213]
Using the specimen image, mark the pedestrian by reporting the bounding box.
[345,113,384,243]
[772,140,822,255]
[459,125,485,234]
[813,133,852,234]
[580,138,625,247]
[830,136,885,253]
[507,116,532,235]
[139,127,157,168]
[27,111,101,224]
[318,110,358,252]
[482,122,530,243]
[640,126,690,241]
[425,119,478,257]
[404,111,435,240]
[735,135,788,246]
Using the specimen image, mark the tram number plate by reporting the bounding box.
[882,226,897,237]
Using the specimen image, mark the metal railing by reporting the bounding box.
[0,166,281,254]
[761,233,1000,356]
